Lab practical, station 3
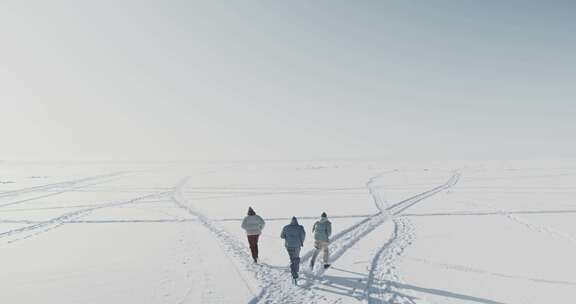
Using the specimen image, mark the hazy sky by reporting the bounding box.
[1,1,574,161]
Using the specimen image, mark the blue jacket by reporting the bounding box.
[313,218,332,242]
[281,217,306,248]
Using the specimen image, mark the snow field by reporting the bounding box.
[1,160,574,303]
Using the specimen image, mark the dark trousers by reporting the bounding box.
[286,246,301,279]
[247,234,259,261]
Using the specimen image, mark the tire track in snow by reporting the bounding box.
[501,211,576,243]
[404,256,576,287]
[171,178,327,304]
[0,172,126,208]
[470,200,576,244]
[385,172,460,216]
[303,172,460,280]
[364,172,460,303]
[0,199,171,213]
[0,191,171,244]
[302,213,388,278]
[0,172,125,198]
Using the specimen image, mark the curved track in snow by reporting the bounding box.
[364,172,460,303]
[303,172,460,280]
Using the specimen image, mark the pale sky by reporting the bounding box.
[1,1,574,161]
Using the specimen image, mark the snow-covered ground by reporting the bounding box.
[1,160,575,303]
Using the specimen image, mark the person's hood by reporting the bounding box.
[290,216,299,225]
[247,207,256,216]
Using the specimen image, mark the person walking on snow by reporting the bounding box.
[241,207,265,263]
[310,212,332,270]
[281,216,306,285]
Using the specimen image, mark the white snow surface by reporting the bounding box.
[1,160,575,303]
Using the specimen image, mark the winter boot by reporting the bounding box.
[323,264,331,269]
